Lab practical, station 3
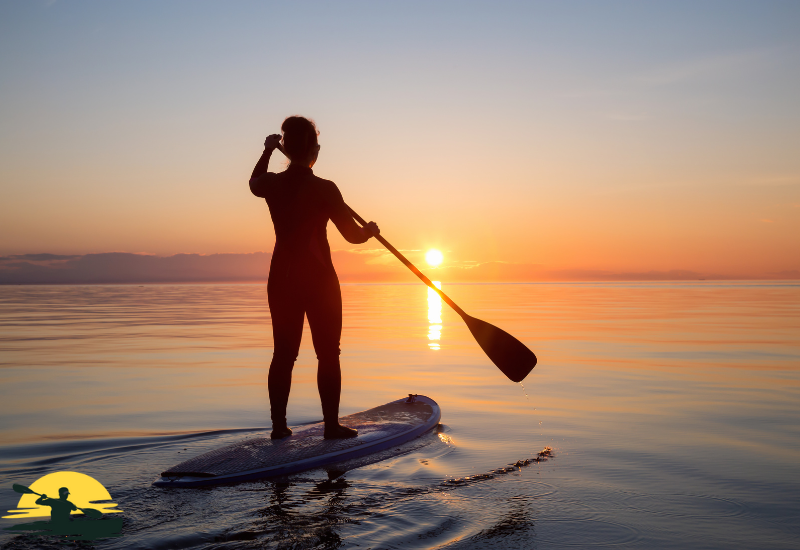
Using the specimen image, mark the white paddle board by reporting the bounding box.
[154,394,440,487]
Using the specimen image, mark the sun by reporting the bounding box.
[425,249,443,267]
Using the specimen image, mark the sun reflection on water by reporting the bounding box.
[428,281,442,350]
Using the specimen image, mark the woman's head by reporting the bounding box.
[281,116,319,167]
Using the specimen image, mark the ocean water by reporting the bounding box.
[0,281,799,548]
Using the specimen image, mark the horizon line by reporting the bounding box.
[0,251,797,284]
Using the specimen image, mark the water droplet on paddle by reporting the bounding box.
[519,382,529,400]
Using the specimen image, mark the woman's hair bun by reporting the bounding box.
[281,116,319,162]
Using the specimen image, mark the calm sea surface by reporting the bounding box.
[0,282,799,548]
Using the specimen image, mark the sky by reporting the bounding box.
[1,0,799,280]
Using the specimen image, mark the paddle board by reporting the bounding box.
[154,394,441,487]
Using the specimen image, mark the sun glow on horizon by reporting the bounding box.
[428,280,442,351]
[426,249,443,267]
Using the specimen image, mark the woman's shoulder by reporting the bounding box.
[310,174,343,197]
[309,172,336,185]
[249,171,278,198]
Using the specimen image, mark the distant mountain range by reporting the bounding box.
[0,252,796,284]
[0,252,273,284]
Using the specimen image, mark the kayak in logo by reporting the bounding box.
[3,471,123,541]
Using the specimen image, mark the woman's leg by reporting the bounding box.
[305,273,353,436]
[267,278,305,436]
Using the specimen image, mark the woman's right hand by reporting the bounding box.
[264,134,282,151]
[364,221,380,239]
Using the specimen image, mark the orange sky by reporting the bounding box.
[1,2,798,280]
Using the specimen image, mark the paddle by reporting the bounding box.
[347,206,537,383]
[12,484,103,519]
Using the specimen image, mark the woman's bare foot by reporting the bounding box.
[270,425,293,439]
[324,424,358,439]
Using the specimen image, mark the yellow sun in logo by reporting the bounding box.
[4,472,122,519]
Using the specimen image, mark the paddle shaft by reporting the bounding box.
[348,206,466,318]
[346,205,538,383]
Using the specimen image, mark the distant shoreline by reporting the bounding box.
[1,252,797,284]
[2,280,799,286]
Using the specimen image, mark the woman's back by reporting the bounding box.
[252,164,339,274]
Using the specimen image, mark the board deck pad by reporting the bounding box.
[154,395,440,487]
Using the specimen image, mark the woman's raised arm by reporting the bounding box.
[249,134,284,197]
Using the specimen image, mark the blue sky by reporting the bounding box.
[1,1,798,276]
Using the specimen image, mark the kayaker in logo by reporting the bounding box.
[3,471,123,541]
[34,486,81,524]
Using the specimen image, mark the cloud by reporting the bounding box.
[565,49,773,102]
[0,253,82,262]
[635,49,770,86]
[772,270,800,279]
[601,112,651,122]
[744,175,800,187]
[332,254,760,283]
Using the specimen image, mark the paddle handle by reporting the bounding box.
[347,206,467,318]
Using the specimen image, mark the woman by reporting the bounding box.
[249,116,379,439]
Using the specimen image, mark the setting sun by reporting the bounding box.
[425,249,443,267]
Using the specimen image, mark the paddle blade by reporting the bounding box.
[463,315,537,382]
[12,484,36,495]
[80,508,103,519]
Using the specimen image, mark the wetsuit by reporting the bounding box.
[250,162,369,428]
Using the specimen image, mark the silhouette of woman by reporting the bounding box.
[250,116,379,439]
